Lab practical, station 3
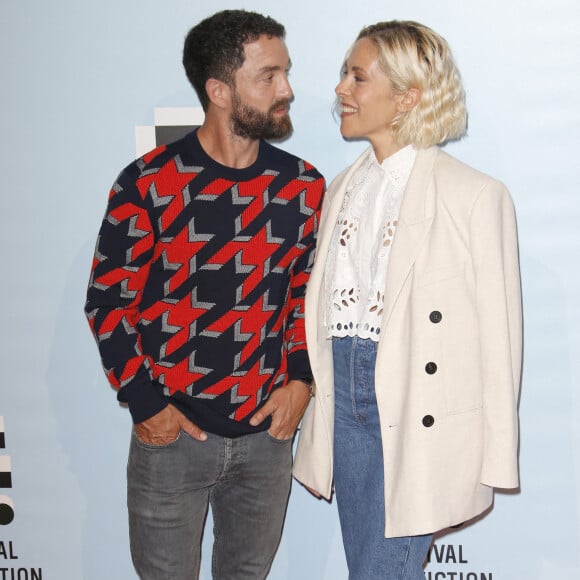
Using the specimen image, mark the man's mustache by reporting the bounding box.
[269,100,291,114]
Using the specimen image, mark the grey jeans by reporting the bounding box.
[127,428,293,580]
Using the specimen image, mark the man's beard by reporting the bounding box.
[231,91,293,140]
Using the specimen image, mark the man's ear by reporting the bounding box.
[205,78,231,109]
[399,88,421,112]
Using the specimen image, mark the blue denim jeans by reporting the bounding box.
[127,428,292,580]
[333,336,432,580]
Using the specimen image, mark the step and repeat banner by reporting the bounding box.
[1,0,579,578]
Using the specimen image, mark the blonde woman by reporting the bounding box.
[294,21,522,579]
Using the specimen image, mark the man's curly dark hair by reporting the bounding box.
[183,10,286,111]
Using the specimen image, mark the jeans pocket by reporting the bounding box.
[264,430,294,444]
[133,429,182,450]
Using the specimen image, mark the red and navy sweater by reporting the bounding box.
[85,130,324,437]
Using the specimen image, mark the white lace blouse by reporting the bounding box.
[324,145,417,341]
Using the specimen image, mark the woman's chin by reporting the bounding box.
[339,126,355,139]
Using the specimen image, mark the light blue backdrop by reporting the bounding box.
[0,0,579,578]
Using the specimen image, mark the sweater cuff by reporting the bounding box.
[116,375,169,424]
[286,350,313,384]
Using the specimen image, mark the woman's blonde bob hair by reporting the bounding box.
[355,20,467,148]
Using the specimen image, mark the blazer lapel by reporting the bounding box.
[382,147,438,327]
[308,149,370,304]
[305,149,370,357]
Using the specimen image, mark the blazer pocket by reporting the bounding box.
[418,263,465,287]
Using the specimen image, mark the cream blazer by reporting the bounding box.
[293,146,522,538]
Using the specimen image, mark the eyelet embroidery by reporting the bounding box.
[324,146,416,342]
[331,286,360,311]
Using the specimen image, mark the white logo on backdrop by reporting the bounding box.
[135,107,205,158]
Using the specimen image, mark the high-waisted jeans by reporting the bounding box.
[333,336,432,580]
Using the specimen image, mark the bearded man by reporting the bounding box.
[85,10,324,579]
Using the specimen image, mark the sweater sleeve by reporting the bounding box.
[284,173,325,382]
[85,162,169,423]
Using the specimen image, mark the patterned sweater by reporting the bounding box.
[85,130,324,437]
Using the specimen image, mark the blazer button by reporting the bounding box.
[429,310,442,323]
[425,362,438,374]
[422,415,435,428]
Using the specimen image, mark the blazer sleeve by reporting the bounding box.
[470,180,523,488]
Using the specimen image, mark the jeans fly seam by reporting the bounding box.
[217,438,232,481]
